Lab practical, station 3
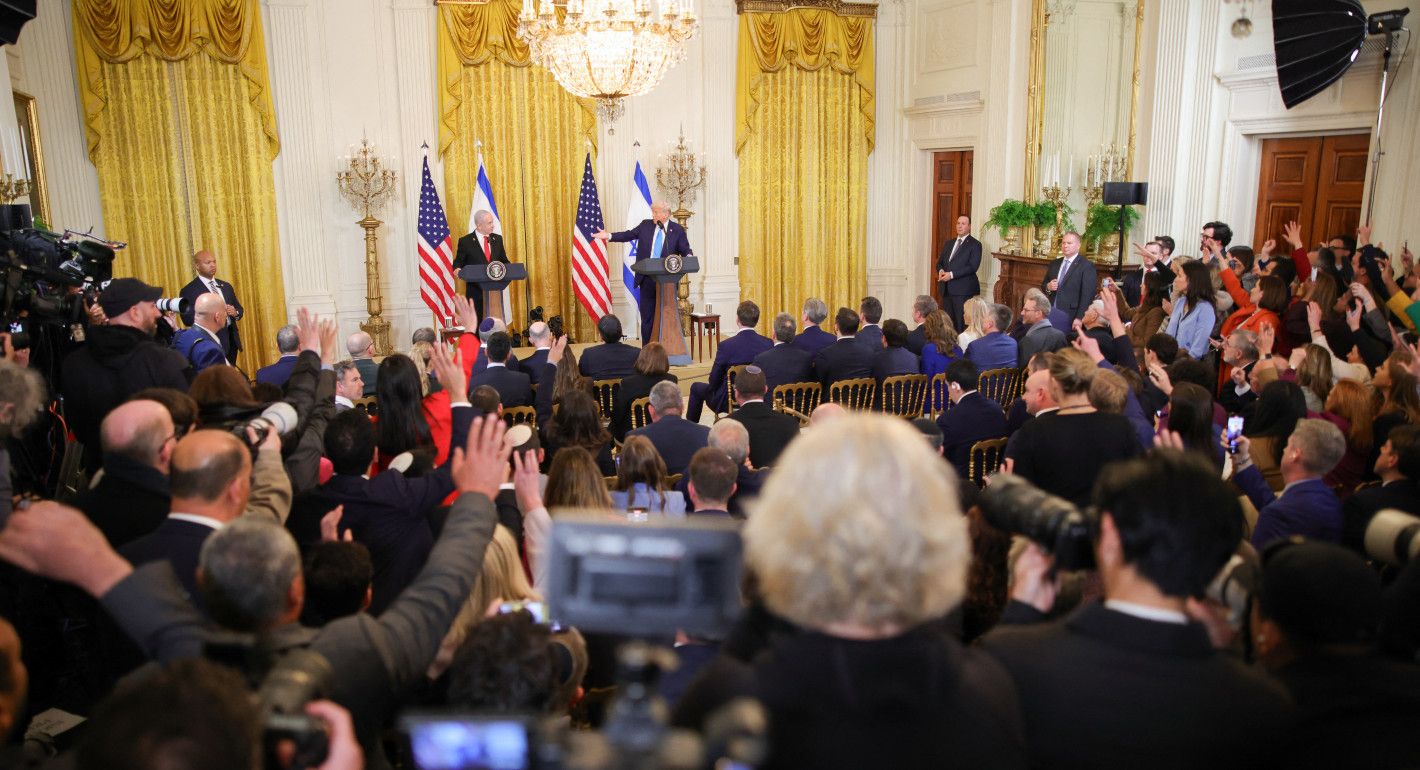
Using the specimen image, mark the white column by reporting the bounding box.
[391,0,439,338]
[693,0,740,315]
[866,0,911,318]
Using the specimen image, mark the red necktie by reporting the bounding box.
[482,235,491,262]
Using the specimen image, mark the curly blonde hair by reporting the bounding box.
[0,360,45,440]
[429,524,539,677]
[744,414,969,631]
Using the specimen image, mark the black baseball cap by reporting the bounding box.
[99,277,163,318]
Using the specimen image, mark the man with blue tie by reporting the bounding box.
[593,201,692,342]
[1041,232,1098,320]
[687,301,773,423]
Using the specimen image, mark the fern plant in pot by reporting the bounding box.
[985,199,1034,255]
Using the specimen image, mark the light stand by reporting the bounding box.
[1364,9,1409,223]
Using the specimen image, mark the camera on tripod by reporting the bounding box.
[0,204,119,346]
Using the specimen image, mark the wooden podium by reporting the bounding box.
[632,256,699,366]
[459,262,526,325]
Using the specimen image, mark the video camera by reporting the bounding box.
[1364,509,1420,566]
[203,634,334,769]
[402,514,764,770]
[979,473,1096,571]
[0,204,119,347]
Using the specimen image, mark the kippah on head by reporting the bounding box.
[736,365,767,396]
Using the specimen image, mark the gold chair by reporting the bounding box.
[722,364,750,416]
[630,396,653,431]
[591,379,621,424]
[603,475,618,491]
[773,381,821,424]
[502,406,536,431]
[927,373,954,420]
[354,395,378,416]
[978,368,1022,410]
[880,374,929,418]
[827,377,876,410]
[664,473,684,489]
[967,437,1009,488]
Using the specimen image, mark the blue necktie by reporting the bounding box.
[652,226,665,260]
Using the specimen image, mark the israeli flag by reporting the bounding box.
[624,161,653,322]
[470,152,512,321]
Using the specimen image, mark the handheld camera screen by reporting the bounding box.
[403,716,530,770]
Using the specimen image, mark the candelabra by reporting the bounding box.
[655,130,707,333]
[1082,184,1103,255]
[1041,184,1072,256]
[336,139,398,356]
[0,173,29,204]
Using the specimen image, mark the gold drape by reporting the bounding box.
[736,10,873,331]
[438,1,601,341]
[72,0,285,374]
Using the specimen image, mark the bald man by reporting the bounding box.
[171,293,229,372]
[73,400,177,547]
[594,201,693,342]
[118,429,283,603]
[179,249,243,360]
[809,402,847,425]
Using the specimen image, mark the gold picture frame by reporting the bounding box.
[12,90,50,226]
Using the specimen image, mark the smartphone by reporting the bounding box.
[1226,416,1244,454]
[498,600,549,625]
[401,714,532,770]
[1102,277,1113,288]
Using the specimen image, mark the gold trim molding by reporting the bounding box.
[735,0,877,18]
[11,91,49,226]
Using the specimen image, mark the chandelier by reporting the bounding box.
[517,0,699,125]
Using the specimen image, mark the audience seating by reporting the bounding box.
[880,374,929,418]
[978,368,1022,410]
[723,365,750,416]
[502,406,536,431]
[967,437,1009,488]
[773,381,821,425]
[927,373,954,420]
[591,379,620,424]
[828,377,876,410]
[630,396,652,432]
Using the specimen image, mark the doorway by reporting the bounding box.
[1253,133,1369,250]
[930,150,974,291]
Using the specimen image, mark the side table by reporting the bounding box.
[689,313,720,362]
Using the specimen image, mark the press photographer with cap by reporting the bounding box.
[60,277,192,471]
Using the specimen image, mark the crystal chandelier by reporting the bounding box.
[517,0,699,125]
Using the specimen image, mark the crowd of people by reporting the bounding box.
[0,217,1417,769]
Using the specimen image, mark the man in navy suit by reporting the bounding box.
[724,366,800,468]
[469,332,533,409]
[346,332,379,396]
[791,297,835,356]
[1342,425,1420,552]
[521,321,552,372]
[935,359,1008,481]
[1041,232,1098,320]
[179,249,243,361]
[965,303,1019,372]
[813,307,874,390]
[937,215,983,331]
[872,319,919,382]
[1233,419,1347,548]
[687,301,773,423]
[754,313,814,393]
[469,318,522,377]
[119,431,257,605]
[452,209,510,321]
[171,294,230,373]
[594,201,692,342]
[906,295,936,355]
[855,296,885,351]
[629,380,710,477]
[579,315,641,380]
[256,325,301,387]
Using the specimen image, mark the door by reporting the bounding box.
[1253,133,1369,250]
[930,150,973,291]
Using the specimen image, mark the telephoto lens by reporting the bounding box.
[155,297,187,313]
[979,473,1096,571]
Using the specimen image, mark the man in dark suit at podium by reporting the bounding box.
[579,315,641,380]
[179,249,243,362]
[1041,232,1097,320]
[452,209,509,321]
[687,301,773,423]
[754,313,814,393]
[937,215,982,331]
[593,201,692,342]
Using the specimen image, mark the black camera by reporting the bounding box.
[980,474,1096,571]
[0,205,117,346]
[203,635,333,769]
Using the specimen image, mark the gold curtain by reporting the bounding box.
[73,0,285,375]
[438,0,601,341]
[736,9,874,330]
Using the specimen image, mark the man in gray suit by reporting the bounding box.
[1017,291,1067,367]
[0,416,512,766]
[1041,231,1098,320]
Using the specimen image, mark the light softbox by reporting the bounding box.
[1272,0,1368,108]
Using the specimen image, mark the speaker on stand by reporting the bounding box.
[1102,182,1148,278]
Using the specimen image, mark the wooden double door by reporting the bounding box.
[1254,133,1369,250]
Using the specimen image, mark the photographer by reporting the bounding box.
[980,451,1291,767]
[60,278,191,472]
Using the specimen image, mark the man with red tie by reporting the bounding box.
[453,209,509,321]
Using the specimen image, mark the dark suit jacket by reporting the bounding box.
[937,392,1008,480]
[1041,255,1098,320]
[937,234,983,298]
[855,324,884,353]
[452,231,509,297]
[791,326,836,357]
[1018,322,1067,368]
[1235,467,1343,547]
[629,415,710,477]
[609,219,692,288]
[470,349,521,377]
[726,401,800,468]
[579,342,641,380]
[118,517,217,604]
[172,327,227,372]
[965,332,1019,373]
[522,348,549,372]
[813,338,874,389]
[872,347,920,382]
[179,276,243,359]
[101,492,498,763]
[255,354,299,387]
[753,343,814,394]
[1121,266,1146,307]
[611,372,677,441]
[982,603,1291,769]
[705,329,774,409]
[74,454,170,548]
[353,357,378,397]
[469,365,533,408]
[906,324,928,355]
[1342,479,1420,552]
[289,404,475,614]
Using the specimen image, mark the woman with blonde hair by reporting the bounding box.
[1292,344,1333,413]
[609,435,686,514]
[515,446,614,591]
[1322,378,1374,492]
[955,297,990,349]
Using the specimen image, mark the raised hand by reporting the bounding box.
[452,294,478,332]
[1147,361,1173,396]
[0,501,133,597]
[429,341,467,404]
[1260,238,1276,258]
[1257,322,1275,357]
[1283,221,1304,251]
[319,319,339,365]
[1306,301,1322,334]
[320,505,349,543]
[547,334,568,366]
[1153,430,1186,452]
[1357,223,1372,246]
[296,308,321,354]
[511,450,544,514]
[1071,320,1104,363]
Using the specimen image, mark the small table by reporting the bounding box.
[689,313,720,362]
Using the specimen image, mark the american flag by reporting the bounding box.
[416,151,456,327]
[571,153,613,322]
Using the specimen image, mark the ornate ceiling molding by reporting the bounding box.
[734,0,878,18]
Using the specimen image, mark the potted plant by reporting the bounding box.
[1084,203,1140,256]
[985,199,1034,255]
[1031,200,1075,255]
